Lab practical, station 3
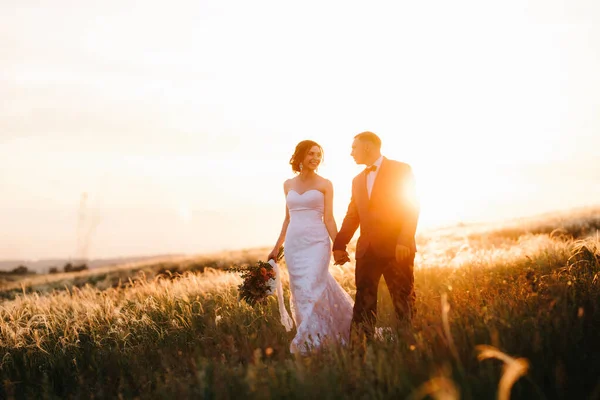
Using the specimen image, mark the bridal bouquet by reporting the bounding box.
[230,247,284,306]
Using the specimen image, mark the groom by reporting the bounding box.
[333,131,420,340]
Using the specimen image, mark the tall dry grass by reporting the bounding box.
[1,210,599,399]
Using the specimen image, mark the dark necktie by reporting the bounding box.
[365,165,377,173]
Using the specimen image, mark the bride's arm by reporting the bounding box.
[268,184,291,261]
[323,180,339,243]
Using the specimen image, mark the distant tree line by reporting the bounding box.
[0,262,89,276]
[60,263,88,273]
[0,265,33,275]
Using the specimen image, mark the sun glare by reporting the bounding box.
[177,205,192,223]
[1,0,598,259]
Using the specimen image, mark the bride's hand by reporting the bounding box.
[333,250,350,265]
[267,249,278,261]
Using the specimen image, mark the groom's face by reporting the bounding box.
[351,138,368,165]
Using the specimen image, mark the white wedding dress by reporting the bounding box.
[284,189,354,354]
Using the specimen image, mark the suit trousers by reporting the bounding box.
[351,246,415,339]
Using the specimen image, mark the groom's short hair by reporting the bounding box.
[354,131,382,149]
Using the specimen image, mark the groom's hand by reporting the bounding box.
[395,244,412,263]
[333,250,350,265]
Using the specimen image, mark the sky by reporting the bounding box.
[1,0,599,260]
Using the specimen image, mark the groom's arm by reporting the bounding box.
[333,182,360,252]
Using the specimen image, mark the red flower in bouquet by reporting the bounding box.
[228,247,284,306]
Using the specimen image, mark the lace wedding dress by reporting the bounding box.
[284,189,354,354]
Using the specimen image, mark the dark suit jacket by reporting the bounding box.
[333,157,420,260]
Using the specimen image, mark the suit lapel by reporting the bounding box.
[354,168,369,211]
[369,157,387,204]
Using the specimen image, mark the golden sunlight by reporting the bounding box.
[0,0,598,259]
[2,1,600,397]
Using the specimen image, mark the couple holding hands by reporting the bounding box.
[268,131,419,354]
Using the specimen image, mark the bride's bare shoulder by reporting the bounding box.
[318,176,334,191]
[283,178,296,192]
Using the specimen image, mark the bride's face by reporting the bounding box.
[302,146,322,171]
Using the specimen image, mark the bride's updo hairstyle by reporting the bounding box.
[289,140,324,173]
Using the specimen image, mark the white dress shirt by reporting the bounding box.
[366,155,384,199]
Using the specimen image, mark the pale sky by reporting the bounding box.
[1,0,599,260]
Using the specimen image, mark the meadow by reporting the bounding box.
[1,207,600,399]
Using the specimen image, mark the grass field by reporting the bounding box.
[1,207,599,399]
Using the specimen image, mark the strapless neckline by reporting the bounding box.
[287,189,324,197]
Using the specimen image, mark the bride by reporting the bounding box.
[268,140,354,354]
